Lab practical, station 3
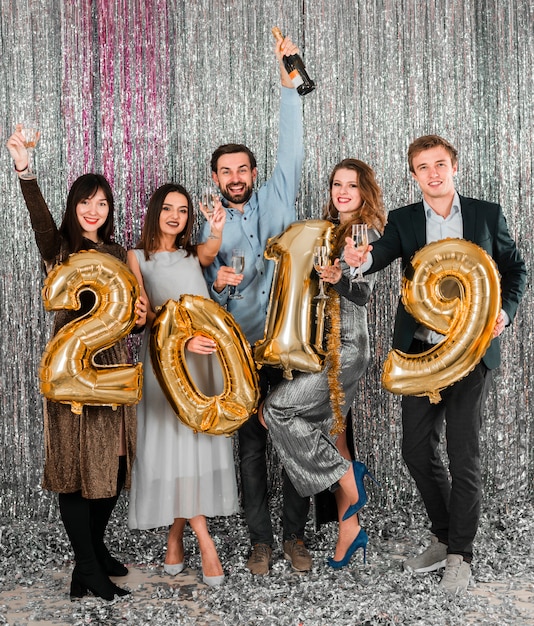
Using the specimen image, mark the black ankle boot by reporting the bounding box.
[98,549,129,577]
[70,564,129,600]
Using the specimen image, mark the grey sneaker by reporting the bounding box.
[246,544,272,575]
[283,536,312,572]
[403,535,448,572]
[438,554,471,594]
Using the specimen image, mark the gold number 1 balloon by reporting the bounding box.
[254,220,335,380]
[382,238,501,403]
[39,250,143,414]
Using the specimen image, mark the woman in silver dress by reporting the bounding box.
[262,158,386,569]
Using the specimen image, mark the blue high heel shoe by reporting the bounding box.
[342,461,380,521]
[327,528,369,569]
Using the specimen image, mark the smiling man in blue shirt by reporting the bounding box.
[200,35,311,575]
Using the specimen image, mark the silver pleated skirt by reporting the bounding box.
[263,295,371,497]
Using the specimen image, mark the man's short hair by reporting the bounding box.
[408,135,458,172]
[210,143,257,173]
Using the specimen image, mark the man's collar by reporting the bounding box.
[422,191,461,218]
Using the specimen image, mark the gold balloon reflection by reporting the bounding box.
[150,295,260,436]
[40,250,143,414]
[254,220,335,380]
[382,238,501,403]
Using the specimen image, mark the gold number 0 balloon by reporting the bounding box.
[382,238,501,403]
[150,295,260,436]
[254,220,334,379]
[40,250,143,414]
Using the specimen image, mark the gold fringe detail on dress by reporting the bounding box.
[325,290,345,436]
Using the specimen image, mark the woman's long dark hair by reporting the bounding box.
[59,174,115,253]
[323,158,386,257]
[136,183,195,260]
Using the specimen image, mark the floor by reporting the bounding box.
[1,501,533,625]
[1,542,533,625]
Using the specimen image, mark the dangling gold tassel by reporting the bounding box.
[325,290,346,435]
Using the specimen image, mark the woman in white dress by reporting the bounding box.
[127,183,238,586]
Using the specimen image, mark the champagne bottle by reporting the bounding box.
[272,27,315,96]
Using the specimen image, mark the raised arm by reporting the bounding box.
[264,36,304,209]
[7,127,61,265]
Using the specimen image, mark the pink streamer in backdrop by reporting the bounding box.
[133,0,170,245]
[63,1,170,246]
[95,0,170,248]
[117,0,134,240]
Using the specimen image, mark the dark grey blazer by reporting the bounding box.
[367,195,527,369]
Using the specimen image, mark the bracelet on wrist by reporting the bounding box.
[14,163,28,173]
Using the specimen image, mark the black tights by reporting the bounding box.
[59,456,126,571]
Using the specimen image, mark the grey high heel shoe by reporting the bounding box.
[202,571,225,586]
[163,562,185,575]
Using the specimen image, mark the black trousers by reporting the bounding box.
[401,354,492,560]
[238,366,310,546]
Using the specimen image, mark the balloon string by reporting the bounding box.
[326,290,346,436]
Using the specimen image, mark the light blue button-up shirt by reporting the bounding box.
[200,87,304,344]
[423,192,463,244]
[414,192,462,344]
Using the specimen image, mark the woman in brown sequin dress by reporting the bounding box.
[6,126,146,601]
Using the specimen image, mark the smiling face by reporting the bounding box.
[158,191,189,238]
[410,146,458,204]
[75,188,110,241]
[212,152,257,208]
[330,168,363,223]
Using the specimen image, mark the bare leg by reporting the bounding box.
[333,485,361,560]
[188,515,223,577]
[335,429,351,461]
[165,518,186,566]
[338,462,360,507]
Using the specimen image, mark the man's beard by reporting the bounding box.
[221,183,254,205]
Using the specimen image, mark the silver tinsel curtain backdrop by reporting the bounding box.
[0,0,532,519]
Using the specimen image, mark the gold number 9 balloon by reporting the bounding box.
[39,250,143,414]
[382,238,501,403]
[150,295,260,436]
[254,220,335,379]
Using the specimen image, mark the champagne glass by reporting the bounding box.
[351,223,369,283]
[229,248,245,300]
[201,186,219,239]
[20,122,39,180]
[313,245,329,300]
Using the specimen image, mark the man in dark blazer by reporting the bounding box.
[345,135,527,594]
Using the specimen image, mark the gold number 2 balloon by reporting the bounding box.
[254,220,335,380]
[382,238,501,403]
[39,250,143,414]
[150,295,260,436]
